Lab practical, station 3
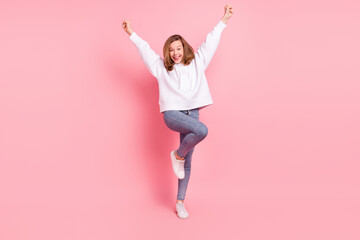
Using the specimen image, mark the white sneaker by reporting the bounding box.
[176,202,189,219]
[170,151,185,179]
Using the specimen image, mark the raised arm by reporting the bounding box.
[122,19,162,78]
[196,4,234,70]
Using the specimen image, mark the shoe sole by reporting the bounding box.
[175,209,189,219]
[176,213,189,219]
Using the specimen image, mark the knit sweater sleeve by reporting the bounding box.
[129,32,163,78]
[195,21,227,70]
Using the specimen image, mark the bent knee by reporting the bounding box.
[196,124,208,140]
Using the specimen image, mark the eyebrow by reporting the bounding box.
[169,45,182,49]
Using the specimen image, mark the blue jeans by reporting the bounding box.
[163,108,208,201]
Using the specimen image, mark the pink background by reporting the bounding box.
[1,0,359,239]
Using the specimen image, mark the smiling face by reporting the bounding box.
[169,40,184,64]
[163,34,195,71]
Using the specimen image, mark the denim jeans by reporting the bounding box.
[163,108,208,201]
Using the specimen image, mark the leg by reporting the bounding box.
[175,109,199,201]
[177,135,194,201]
[163,109,208,158]
[175,140,193,219]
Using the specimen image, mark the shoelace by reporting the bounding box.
[177,203,186,212]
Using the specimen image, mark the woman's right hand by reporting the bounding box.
[122,19,134,36]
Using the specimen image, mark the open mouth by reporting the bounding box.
[173,55,181,62]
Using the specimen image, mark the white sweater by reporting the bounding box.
[129,21,227,112]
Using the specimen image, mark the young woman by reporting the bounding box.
[122,4,233,219]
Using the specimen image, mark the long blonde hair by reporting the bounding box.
[163,34,195,71]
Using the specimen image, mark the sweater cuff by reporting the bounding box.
[129,32,136,39]
[217,20,227,30]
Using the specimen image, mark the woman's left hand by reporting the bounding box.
[221,4,234,24]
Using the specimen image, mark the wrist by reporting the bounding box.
[221,16,229,24]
